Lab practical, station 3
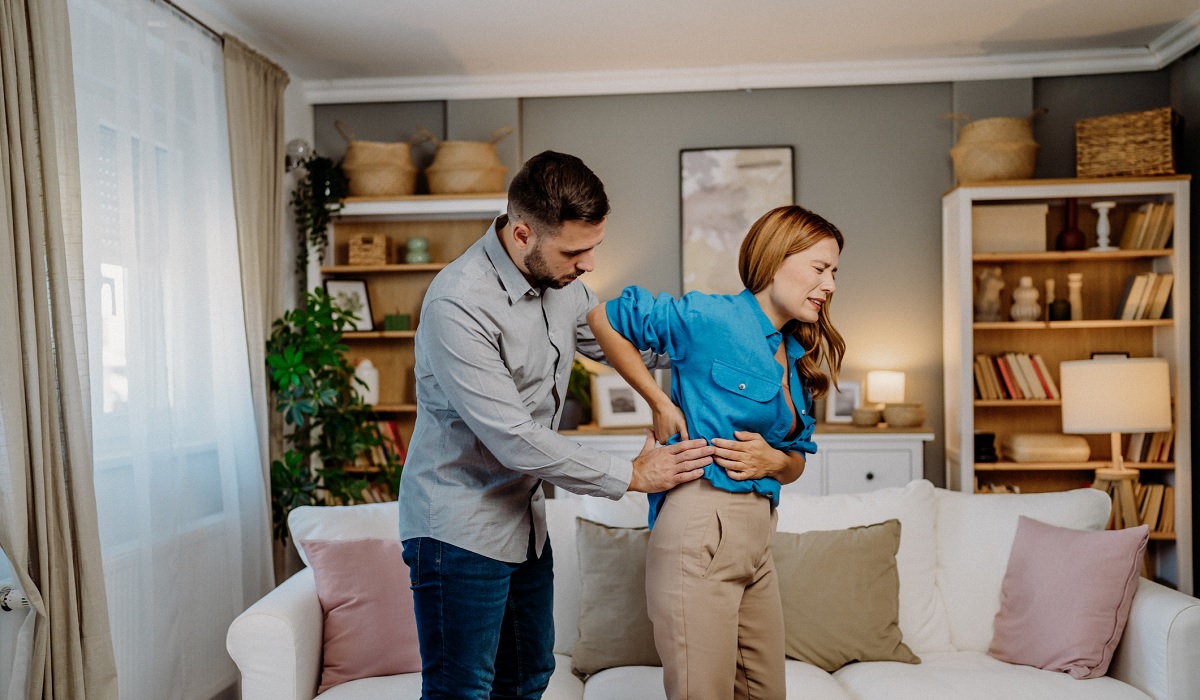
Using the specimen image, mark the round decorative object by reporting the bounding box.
[883,403,926,428]
[1010,276,1041,322]
[851,407,883,427]
[405,237,431,264]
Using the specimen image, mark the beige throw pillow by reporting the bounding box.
[571,517,661,678]
[771,519,920,672]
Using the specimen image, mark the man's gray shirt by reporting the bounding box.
[398,219,635,563]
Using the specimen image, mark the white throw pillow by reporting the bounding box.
[546,497,584,657]
[775,479,952,653]
[288,502,399,566]
[933,487,1110,652]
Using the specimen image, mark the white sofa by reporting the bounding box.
[227,480,1200,699]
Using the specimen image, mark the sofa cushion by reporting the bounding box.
[933,488,1111,652]
[772,519,919,672]
[988,517,1148,679]
[571,517,660,678]
[301,538,420,693]
[833,650,1151,700]
[289,502,399,566]
[579,661,855,700]
[775,479,951,653]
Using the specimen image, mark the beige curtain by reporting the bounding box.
[0,0,118,698]
[222,34,290,528]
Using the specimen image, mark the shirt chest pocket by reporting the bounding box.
[711,360,779,403]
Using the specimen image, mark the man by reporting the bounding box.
[398,150,714,699]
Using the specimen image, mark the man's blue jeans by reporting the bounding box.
[402,535,555,699]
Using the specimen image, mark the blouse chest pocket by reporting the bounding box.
[711,360,779,403]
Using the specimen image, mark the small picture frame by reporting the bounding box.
[323,279,374,331]
[592,373,653,428]
[824,380,862,423]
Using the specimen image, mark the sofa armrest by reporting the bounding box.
[227,568,323,700]
[1108,577,1200,700]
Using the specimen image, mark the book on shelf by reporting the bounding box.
[1119,202,1176,250]
[1144,273,1174,320]
[1160,486,1175,534]
[974,353,1059,400]
[1117,273,1152,320]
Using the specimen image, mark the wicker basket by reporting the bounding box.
[953,114,1037,145]
[348,233,388,265]
[419,126,512,194]
[425,166,508,195]
[336,120,418,196]
[1076,107,1178,178]
[950,142,1039,183]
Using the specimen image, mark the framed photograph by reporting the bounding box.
[323,279,374,331]
[592,373,653,428]
[681,146,795,295]
[824,380,862,423]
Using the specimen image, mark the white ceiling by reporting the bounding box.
[184,0,1200,102]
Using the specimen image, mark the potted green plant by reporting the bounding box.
[266,289,402,541]
[290,153,350,286]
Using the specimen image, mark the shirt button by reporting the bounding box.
[738,383,746,390]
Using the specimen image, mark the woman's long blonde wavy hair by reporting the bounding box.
[738,205,845,399]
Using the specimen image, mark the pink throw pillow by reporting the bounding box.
[987,516,1148,679]
[301,538,421,692]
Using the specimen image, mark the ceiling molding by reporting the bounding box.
[303,19,1200,105]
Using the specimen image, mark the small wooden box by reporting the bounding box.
[1076,107,1179,178]
[348,233,388,265]
[972,203,1049,253]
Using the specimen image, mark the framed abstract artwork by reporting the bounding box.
[680,146,795,295]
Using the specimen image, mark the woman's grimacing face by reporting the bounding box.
[756,236,839,329]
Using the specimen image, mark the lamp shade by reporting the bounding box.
[1060,358,1172,434]
[867,370,905,404]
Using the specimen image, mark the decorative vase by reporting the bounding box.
[354,358,380,406]
[1056,198,1087,251]
[1046,278,1071,321]
[1067,272,1083,320]
[1010,276,1041,322]
[1091,201,1117,251]
[405,236,431,264]
[974,266,1005,322]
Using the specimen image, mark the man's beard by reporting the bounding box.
[526,242,578,290]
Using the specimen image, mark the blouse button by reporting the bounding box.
[738,383,746,390]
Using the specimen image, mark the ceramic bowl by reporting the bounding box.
[883,403,926,428]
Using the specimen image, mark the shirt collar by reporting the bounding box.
[736,288,807,360]
[483,216,537,304]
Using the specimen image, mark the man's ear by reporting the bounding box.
[510,219,535,250]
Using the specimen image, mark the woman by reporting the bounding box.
[587,205,845,699]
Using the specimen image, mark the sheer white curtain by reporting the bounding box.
[67,0,272,697]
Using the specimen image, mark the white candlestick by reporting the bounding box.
[1091,201,1117,251]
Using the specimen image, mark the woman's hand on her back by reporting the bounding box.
[651,400,689,444]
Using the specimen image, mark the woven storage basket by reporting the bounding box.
[950,142,1039,183]
[348,233,388,265]
[336,120,418,197]
[419,126,512,194]
[1076,107,1178,178]
[953,114,1037,145]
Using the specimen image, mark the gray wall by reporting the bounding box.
[310,69,1193,488]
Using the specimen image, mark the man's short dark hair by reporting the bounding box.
[507,151,610,234]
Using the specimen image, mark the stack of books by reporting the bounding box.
[1126,430,1175,463]
[1121,483,1176,535]
[974,352,1060,400]
[1115,272,1174,320]
[1118,202,1175,250]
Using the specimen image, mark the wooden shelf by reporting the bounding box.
[975,399,1061,407]
[371,403,418,413]
[975,461,1176,471]
[338,193,506,220]
[973,249,1172,263]
[323,263,446,274]
[974,319,1173,330]
[343,330,416,340]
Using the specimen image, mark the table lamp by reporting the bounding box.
[1060,357,1172,529]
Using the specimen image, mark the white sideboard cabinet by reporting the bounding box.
[561,425,932,497]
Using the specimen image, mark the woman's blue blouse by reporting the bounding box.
[606,286,818,528]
